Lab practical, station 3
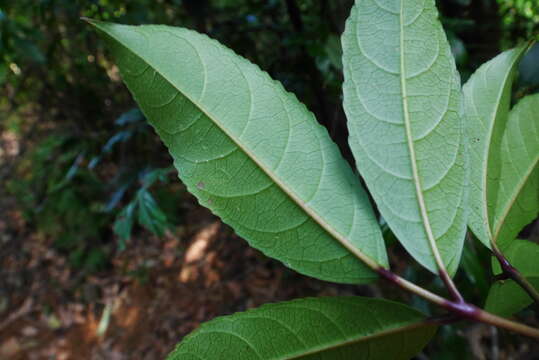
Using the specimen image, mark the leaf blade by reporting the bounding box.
[492,94,539,247]
[89,20,388,283]
[342,0,468,275]
[463,45,529,248]
[167,297,437,360]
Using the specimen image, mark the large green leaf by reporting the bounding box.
[167,297,437,360]
[463,45,529,248]
[342,0,468,275]
[492,94,539,248]
[485,240,539,317]
[89,21,388,284]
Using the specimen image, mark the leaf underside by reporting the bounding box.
[492,94,539,248]
[90,21,388,284]
[167,297,437,360]
[463,45,530,248]
[486,240,539,317]
[342,0,468,275]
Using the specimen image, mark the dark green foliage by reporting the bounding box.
[113,167,174,249]
[5,107,181,270]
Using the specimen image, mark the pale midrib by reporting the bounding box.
[492,153,539,243]
[98,23,382,272]
[399,3,447,274]
[482,47,525,244]
[283,320,432,360]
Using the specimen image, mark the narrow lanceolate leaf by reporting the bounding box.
[486,240,539,317]
[492,94,539,248]
[167,297,438,360]
[342,0,468,275]
[463,44,529,248]
[89,21,388,284]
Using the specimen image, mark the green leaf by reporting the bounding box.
[463,44,529,248]
[113,201,136,249]
[519,43,539,87]
[325,35,343,71]
[0,63,7,85]
[485,240,539,317]
[342,0,468,275]
[88,20,388,284]
[167,297,437,360]
[461,240,490,298]
[136,189,169,236]
[140,167,173,189]
[492,94,539,248]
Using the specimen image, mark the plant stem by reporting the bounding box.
[474,309,539,338]
[492,244,539,309]
[378,268,447,305]
[439,269,464,303]
[377,267,539,339]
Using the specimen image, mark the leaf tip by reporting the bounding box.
[81,17,108,31]
[81,17,96,24]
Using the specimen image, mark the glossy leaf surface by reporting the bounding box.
[485,240,539,317]
[167,297,437,360]
[89,20,388,284]
[463,45,529,248]
[342,0,467,275]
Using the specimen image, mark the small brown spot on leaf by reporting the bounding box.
[196,181,205,190]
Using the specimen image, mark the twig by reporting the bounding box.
[492,244,539,310]
[377,267,539,339]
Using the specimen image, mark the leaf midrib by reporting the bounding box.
[97,22,382,271]
[398,2,446,273]
[283,320,433,360]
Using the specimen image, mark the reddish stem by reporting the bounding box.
[440,270,464,303]
[376,267,539,338]
[492,247,539,309]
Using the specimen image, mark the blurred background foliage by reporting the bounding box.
[0,0,537,357]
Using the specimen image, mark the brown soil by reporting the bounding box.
[0,197,375,359]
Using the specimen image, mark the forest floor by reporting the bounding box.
[0,192,379,360]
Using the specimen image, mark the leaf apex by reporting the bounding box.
[81,17,100,25]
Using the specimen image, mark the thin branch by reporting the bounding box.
[377,267,539,339]
[440,269,464,303]
[474,309,539,339]
[378,268,448,306]
[492,244,539,309]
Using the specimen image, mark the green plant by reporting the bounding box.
[87,0,539,357]
[6,107,181,271]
